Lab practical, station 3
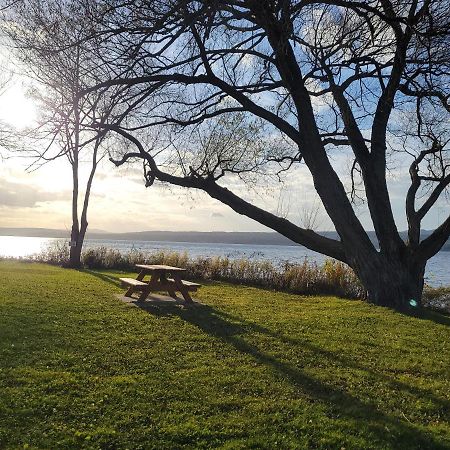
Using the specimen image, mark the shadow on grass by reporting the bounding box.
[132,299,448,449]
[84,269,450,326]
[408,308,450,326]
[81,269,123,288]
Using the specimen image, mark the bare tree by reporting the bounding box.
[9,1,450,308]
[81,0,449,310]
[4,0,115,267]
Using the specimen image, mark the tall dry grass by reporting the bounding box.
[28,241,365,299]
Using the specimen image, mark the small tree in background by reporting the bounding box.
[4,0,118,267]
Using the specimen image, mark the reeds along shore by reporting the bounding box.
[28,241,365,299]
[5,241,449,309]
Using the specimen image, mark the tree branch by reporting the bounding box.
[104,124,347,262]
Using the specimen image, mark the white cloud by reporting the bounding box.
[0,179,70,207]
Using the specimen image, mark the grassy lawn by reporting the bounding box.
[0,261,449,449]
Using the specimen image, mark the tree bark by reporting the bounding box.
[67,138,99,269]
[352,253,426,310]
[69,238,83,268]
[69,221,87,269]
[68,72,82,269]
[68,159,81,268]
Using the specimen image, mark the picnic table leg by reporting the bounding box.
[136,270,147,281]
[124,286,135,297]
[124,270,147,298]
[161,273,178,299]
[137,273,158,302]
[173,274,193,304]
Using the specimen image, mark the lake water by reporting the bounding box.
[0,235,448,287]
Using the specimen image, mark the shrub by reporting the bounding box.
[32,240,70,266]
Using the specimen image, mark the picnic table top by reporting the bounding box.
[135,264,187,272]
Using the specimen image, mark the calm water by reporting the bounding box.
[0,235,448,287]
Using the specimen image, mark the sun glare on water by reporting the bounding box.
[0,236,56,258]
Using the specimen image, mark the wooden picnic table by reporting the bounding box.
[119,264,201,304]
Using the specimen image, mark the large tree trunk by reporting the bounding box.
[352,254,426,310]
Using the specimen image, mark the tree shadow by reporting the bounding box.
[207,308,450,407]
[83,269,450,326]
[133,299,448,449]
[406,307,450,326]
[81,269,122,288]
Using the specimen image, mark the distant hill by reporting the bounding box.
[0,227,107,238]
[0,227,304,245]
[0,228,71,238]
[1,227,448,251]
[90,230,302,245]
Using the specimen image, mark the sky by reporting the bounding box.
[0,79,447,234]
[0,84,283,233]
[0,149,330,233]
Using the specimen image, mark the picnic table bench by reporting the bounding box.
[119,264,201,304]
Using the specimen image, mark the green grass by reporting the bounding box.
[0,261,449,449]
